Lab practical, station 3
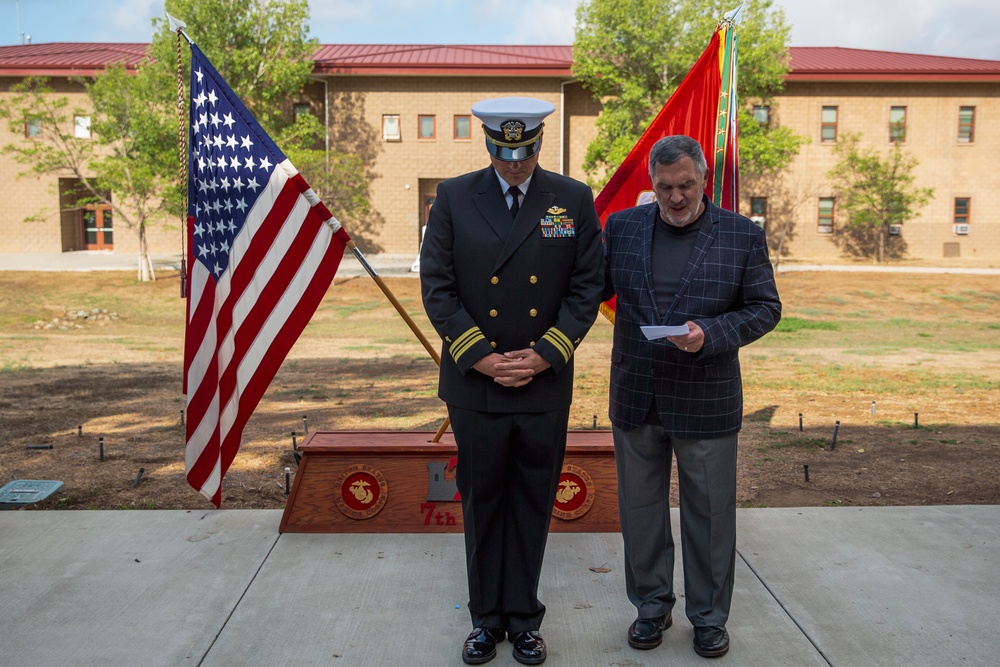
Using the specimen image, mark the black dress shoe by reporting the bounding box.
[627,613,673,649]
[510,630,547,665]
[462,627,505,665]
[693,625,730,658]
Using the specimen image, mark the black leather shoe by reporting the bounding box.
[693,626,730,658]
[627,613,673,649]
[511,630,547,665]
[462,627,505,665]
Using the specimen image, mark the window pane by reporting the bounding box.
[818,197,834,233]
[418,115,435,139]
[750,197,767,215]
[954,198,970,224]
[74,116,91,139]
[889,106,906,143]
[103,209,113,229]
[454,115,470,139]
[27,117,41,137]
[752,105,769,126]
[958,107,975,143]
[821,106,837,142]
[382,115,400,141]
[293,104,310,120]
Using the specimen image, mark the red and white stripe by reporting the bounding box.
[184,159,349,506]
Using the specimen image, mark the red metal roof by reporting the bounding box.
[787,47,1000,82]
[2,43,1000,82]
[311,44,574,76]
[0,43,149,77]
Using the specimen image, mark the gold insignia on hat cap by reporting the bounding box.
[472,96,555,162]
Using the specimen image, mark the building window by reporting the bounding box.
[454,115,471,140]
[821,106,838,142]
[889,106,907,143]
[750,197,767,227]
[382,114,401,142]
[958,106,975,143]
[418,115,436,140]
[752,105,769,127]
[26,116,41,138]
[293,103,311,120]
[954,198,970,224]
[818,197,835,234]
[74,115,91,139]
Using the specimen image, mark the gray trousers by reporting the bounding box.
[612,423,738,628]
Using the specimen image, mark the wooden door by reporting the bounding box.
[81,206,113,250]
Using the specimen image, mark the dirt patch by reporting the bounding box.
[0,270,997,511]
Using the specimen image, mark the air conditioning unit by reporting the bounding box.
[887,224,902,235]
[953,224,970,235]
[750,215,765,228]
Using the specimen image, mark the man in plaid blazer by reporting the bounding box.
[602,135,781,659]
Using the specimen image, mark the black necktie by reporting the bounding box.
[507,186,520,219]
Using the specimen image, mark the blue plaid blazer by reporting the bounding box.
[603,198,781,437]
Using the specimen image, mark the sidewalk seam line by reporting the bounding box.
[737,547,835,666]
[196,531,283,666]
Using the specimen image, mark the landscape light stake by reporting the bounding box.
[804,464,810,482]
[302,415,308,435]
[592,415,598,429]
[132,468,145,488]
[180,409,185,427]
[871,401,876,416]
[798,413,803,432]
[99,437,105,461]
[284,467,291,496]
[78,424,83,437]
[914,412,919,428]
[829,421,840,450]
[291,432,298,451]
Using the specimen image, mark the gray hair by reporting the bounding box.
[648,135,708,179]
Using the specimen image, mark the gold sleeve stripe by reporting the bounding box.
[542,328,574,363]
[450,327,486,362]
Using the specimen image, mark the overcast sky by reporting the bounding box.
[4,0,1000,61]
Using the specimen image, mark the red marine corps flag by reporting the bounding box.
[182,40,350,507]
[596,6,742,321]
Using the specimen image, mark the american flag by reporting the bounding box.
[183,43,350,507]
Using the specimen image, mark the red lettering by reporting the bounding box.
[420,502,436,526]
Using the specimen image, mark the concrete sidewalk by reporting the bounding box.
[1,506,996,666]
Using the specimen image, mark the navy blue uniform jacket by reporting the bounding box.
[603,198,781,437]
[420,166,604,413]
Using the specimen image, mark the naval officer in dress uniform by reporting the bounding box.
[419,97,604,665]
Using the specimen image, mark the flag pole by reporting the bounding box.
[170,12,192,298]
[347,240,440,365]
[347,241,451,440]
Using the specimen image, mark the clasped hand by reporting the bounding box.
[473,348,550,388]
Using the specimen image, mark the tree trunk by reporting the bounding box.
[136,224,155,282]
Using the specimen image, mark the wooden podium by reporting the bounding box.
[279,430,620,533]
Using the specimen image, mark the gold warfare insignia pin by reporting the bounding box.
[501,120,525,142]
[547,207,566,215]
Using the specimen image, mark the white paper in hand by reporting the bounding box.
[640,324,691,341]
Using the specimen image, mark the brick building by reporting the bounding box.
[1,42,998,263]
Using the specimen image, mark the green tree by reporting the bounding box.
[573,0,806,186]
[0,68,174,280]
[827,133,933,263]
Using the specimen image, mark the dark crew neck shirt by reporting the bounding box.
[644,202,706,426]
